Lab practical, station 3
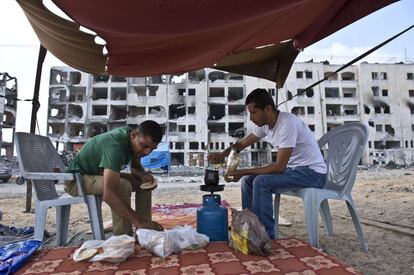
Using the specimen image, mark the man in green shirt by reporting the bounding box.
[64,120,164,236]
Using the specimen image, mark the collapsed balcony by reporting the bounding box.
[48,123,65,136]
[229,122,245,138]
[385,125,395,136]
[148,86,158,96]
[128,106,146,117]
[188,69,206,83]
[50,88,67,103]
[67,123,84,137]
[169,104,186,119]
[148,106,166,118]
[68,104,83,120]
[88,123,108,137]
[208,71,226,82]
[148,76,166,84]
[227,73,243,81]
[132,86,146,96]
[111,106,127,120]
[208,104,225,120]
[111,87,127,100]
[228,87,243,101]
[92,87,108,100]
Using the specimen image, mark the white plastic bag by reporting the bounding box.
[73,235,135,263]
[136,225,209,258]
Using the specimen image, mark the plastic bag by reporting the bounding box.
[0,240,42,275]
[73,235,135,263]
[136,225,209,258]
[224,148,240,181]
[229,208,271,256]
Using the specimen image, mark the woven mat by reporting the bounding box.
[16,238,359,275]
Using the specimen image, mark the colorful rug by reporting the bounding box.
[15,238,359,275]
[152,201,232,230]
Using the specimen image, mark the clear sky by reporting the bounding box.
[0,0,413,139]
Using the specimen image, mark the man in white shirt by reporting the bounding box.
[208,88,327,239]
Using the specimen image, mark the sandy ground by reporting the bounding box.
[0,167,413,275]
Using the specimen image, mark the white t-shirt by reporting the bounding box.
[252,111,327,174]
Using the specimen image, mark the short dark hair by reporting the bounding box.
[245,88,276,111]
[138,120,163,144]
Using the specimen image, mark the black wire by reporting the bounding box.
[278,24,414,106]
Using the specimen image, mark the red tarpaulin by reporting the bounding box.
[18,0,397,87]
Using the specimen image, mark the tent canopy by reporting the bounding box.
[18,0,396,87]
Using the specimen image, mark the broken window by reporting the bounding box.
[188,69,206,83]
[111,87,127,100]
[326,105,340,116]
[209,143,214,150]
[307,106,314,114]
[374,106,381,114]
[406,141,409,148]
[201,142,205,149]
[268,89,275,96]
[324,72,337,80]
[287,90,293,100]
[208,104,225,120]
[169,122,177,132]
[215,143,220,150]
[92,105,107,116]
[325,88,339,98]
[92,88,108,100]
[371,87,379,96]
[133,86,146,96]
[251,152,258,166]
[376,125,383,132]
[171,153,184,165]
[291,106,305,115]
[368,121,374,127]
[305,71,312,79]
[111,76,126,82]
[372,72,378,80]
[178,88,186,96]
[188,125,196,132]
[368,141,371,148]
[50,88,67,103]
[188,88,196,96]
[88,123,107,137]
[382,89,388,97]
[189,142,199,150]
[208,71,226,82]
[149,76,166,84]
[341,72,355,80]
[188,106,196,115]
[111,106,127,120]
[408,73,414,80]
[209,87,225,97]
[228,105,244,116]
[208,122,225,133]
[229,123,244,138]
[410,106,414,114]
[50,106,66,119]
[383,105,390,114]
[308,124,315,132]
[93,74,109,83]
[409,90,414,97]
[228,87,243,101]
[69,86,86,103]
[343,105,357,116]
[385,125,394,136]
[148,106,166,117]
[411,140,414,148]
[128,106,145,117]
[50,69,68,85]
[148,86,158,96]
[68,123,84,137]
[380,72,387,80]
[343,88,356,98]
[364,105,371,114]
[169,104,186,119]
[175,142,184,150]
[385,141,399,149]
[296,71,303,78]
[178,125,186,132]
[48,123,65,136]
[5,95,17,108]
[227,73,243,81]
[68,104,83,120]
[297,89,306,97]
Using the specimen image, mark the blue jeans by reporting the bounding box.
[241,166,326,239]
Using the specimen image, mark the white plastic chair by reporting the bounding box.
[15,132,104,246]
[273,123,368,251]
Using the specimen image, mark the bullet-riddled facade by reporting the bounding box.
[0,73,18,159]
[47,62,414,167]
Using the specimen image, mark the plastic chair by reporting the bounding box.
[15,132,104,246]
[273,123,368,251]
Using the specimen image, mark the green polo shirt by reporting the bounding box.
[66,127,133,174]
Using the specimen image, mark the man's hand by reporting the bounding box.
[136,221,164,231]
[208,152,225,164]
[225,169,244,182]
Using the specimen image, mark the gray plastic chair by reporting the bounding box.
[273,123,368,251]
[15,132,104,246]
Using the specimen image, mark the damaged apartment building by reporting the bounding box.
[0,73,18,159]
[47,62,414,167]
